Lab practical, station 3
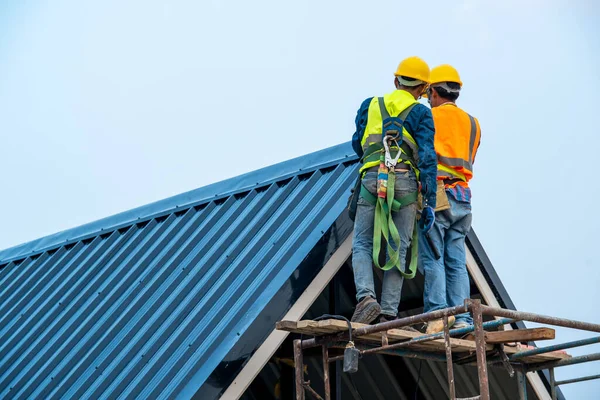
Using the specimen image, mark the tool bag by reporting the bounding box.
[417,180,451,212]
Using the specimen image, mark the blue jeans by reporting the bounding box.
[419,194,473,325]
[352,171,418,317]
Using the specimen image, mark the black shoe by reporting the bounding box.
[378,314,395,323]
[379,314,419,332]
[351,296,381,324]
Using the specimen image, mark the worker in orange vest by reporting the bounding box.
[420,65,481,334]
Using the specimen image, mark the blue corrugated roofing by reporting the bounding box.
[0,142,359,399]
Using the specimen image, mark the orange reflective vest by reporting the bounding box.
[432,103,481,188]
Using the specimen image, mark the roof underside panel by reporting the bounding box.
[0,147,359,400]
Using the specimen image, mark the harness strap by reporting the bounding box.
[378,97,390,120]
[359,184,417,212]
[361,142,383,163]
[377,98,417,128]
[360,175,419,278]
[377,97,418,162]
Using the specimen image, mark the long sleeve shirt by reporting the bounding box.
[351,94,438,207]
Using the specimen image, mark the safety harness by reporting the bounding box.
[361,98,420,278]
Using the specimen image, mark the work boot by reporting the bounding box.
[453,322,471,330]
[453,322,474,340]
[379,315,419,332]
[351,296,381,324]
[426,316,456,334]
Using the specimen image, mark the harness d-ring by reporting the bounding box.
[383,135,401,168]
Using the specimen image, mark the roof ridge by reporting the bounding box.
[0,142,357,264]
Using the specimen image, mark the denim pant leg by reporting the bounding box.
[379,170,418,316]
[420,213,448,314]
[351,176,377,302]
[380,201,417,316]
[444,197,473,324]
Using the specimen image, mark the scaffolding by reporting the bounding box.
[278,299,600,400]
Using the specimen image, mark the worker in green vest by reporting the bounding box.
[350,57,438,326]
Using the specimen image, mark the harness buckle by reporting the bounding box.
[383,135,401,168]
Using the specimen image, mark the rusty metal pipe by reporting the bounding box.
[444,315,457,400]
[359,317,514,356]
[301,304,469,350]
[359,334,440,355]
[480,305,600,333]
[328,346,447,363]
[301,338,320,350]
[327,355,344,363]
[352,304,469,337]
[510,336,600,360]
[303,383,325,400]
[322,346,330,400]
[294,339,305,400]
[471,300,490,400]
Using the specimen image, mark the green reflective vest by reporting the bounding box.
[359,90,419,174]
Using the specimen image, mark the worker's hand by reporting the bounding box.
[420,182,436,210]
[419,206,435,233]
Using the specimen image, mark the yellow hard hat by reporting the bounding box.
[430,64,462,87]
[394,56,430,84]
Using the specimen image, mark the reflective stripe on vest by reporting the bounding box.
[438,164,467,181]
[360,91,419,173]
[467,114,477,165]
[438,155,472,171]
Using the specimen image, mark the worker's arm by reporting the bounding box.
[404,104,437,208]
[351,97,373,158]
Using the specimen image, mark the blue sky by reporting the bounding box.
[1,0,599,398]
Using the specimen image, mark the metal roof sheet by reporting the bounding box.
[0,143,358,399]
